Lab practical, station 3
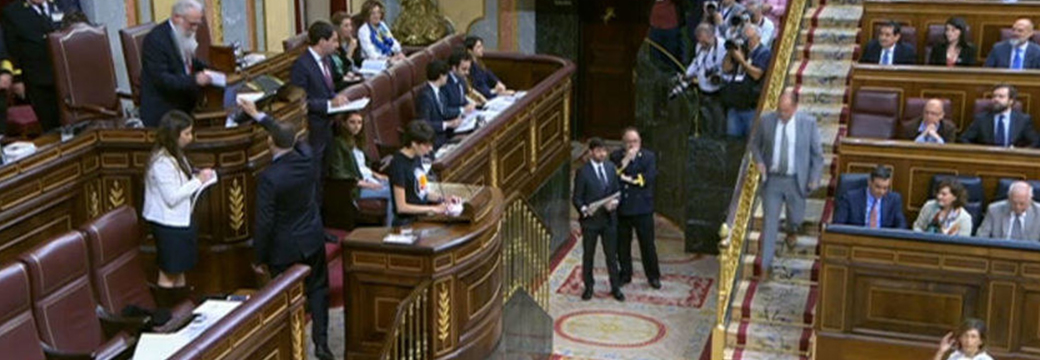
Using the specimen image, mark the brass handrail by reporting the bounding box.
[379,280,433,360]
[500,196,552,310]
[711,0,809,357]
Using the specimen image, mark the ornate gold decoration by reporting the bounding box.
[229,178,245,232]
[87,182,100,218]
[393,0,450,46]
[437,281,450,342]
[108,180,125,209]
[291,307,305,360]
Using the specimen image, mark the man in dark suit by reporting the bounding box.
[984,19,1040,70]
[572,137,624,302]
[832,165,907,229]
[441,49,475,121]
[245,104,334,360]
[899,98,958,144]
[610,128,661,290]
[960,84,1038,147]
[139,0,211,127]
[290,20,349,205]
[1,0,78,131]
[859,20,916,65]
[416,60,462,148]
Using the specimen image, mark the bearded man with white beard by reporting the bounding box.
[984,18,1040,70]
[140,0,213,127]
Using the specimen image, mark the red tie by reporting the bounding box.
[321,58,334,90]
[184,51,193,74]
[869,200,879,228]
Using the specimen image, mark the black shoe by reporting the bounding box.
[620,275,632,285]
[581,288,594,300]
[315,344,334,360]
[611,288,625,302]
[649,278,662,289]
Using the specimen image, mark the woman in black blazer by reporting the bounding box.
[929,17,977,67]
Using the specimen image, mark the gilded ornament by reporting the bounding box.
[229,178,245,232]
[108,181,125,209]
[393,0,450,46]
[437,281,450,342]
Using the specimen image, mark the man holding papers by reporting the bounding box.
[140,0,214,127]
[572,137,625,302]
[291,20,351,204]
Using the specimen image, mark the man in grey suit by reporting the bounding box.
[750,89,824,278]
[977,181,1040,241]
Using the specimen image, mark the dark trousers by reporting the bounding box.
[581,219,621,290]
[271,250,329,348]
[308,118,333,206]
[699,91,727,138]
[26,82,59,131]
[618,213,660,281]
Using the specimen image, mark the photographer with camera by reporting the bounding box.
[683,23,728,137]
[705,0,746,36]
[746,1,775,47]
[721,24,772,138]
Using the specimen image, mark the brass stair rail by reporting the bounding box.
[378,280,433,360]
[500,196,552,310]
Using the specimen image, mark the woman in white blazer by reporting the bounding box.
[357,0,405,62]
[143,111,216,288]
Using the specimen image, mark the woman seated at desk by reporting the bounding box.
[331,11,363,90]
[927,17,977,67]
[389,121,458,226]
[464,36,514,99]
[328,111,392,224]
[358,0,406,62]
[913,179,973,236]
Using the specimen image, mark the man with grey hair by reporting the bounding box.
[140,0,213,127]
[745,1,775,46]
[684,23,727,137]
[978,181,1040,241]
[985,18,1040,69]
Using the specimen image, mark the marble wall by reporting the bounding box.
[533,0,577,61]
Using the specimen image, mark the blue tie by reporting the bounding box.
[996,115,1007,147]
[882,49,892,65]
[1012,48,1024,70]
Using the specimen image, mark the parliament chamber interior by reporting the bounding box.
[0,0,1039,359]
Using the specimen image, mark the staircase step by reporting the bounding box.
[796,86,847,106]
[812,0,865,7]
[795,43,857,61]
[733,280,818,326]
[747,231,820,260]
[725,348,809,360]
[788,60,853,89]
[802,6,864,28]
[752,198,826,232]
[799,28,860,46]
[726,319,813,355]
[798,103,846,124]
[820,122,841,153]
[744,255,820,284]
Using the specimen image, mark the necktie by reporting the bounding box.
[596,165,608,190]
[882,49,892,65]
[321,58,334,90]
[869,199,880,228]
[1012,47,1024,70]
[1012,215,1024,240]
[778,121,789,174]
[184,50,193,74]
[996,115,1007,147]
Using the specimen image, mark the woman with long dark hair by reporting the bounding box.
[328,112,392,224]
[330,11,363,90]
[464,35,514,99]
[142,111,216,288]
[928,17,977,67]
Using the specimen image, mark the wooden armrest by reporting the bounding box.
[92,333,136,360]
[64,100,119,117]
[41,342,93,360]
[96,306,149,337]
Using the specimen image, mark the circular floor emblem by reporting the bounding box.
[554,310,667,348]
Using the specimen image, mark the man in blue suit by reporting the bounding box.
[858,20,917,65]
[416,59,462,148]
[441,49,476,122]
[290,20,349,203]
[985,19,1040,70]
[832,166,908,229]
[573,137,625,302]
[139,0,212,127]
[244,107,334,360]
[610,128,661,289]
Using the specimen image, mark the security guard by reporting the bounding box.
[611,127,661,289]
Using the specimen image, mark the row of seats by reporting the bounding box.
[870,23,1040,63]
[836,173,1040,233]
[847,89,1020,139]
[0,206,193,359]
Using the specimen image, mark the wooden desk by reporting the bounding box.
[168,264,310,359]
[817,225,1040,360]
[850,64,1040,134]
[860,0,1040,64]
[341,185,505,360]
[837,137,1040,220]
[0,97,305,296]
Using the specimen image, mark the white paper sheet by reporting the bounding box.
[204,70,227,87]
[328,97,371,114]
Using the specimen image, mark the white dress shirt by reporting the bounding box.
[770,117,797,175]
[947,350,994,360]
[757,17,776,47]
[685,37,726,93]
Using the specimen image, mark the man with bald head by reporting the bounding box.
[978,181,1040,241]
[985,18,1040,69]
[900,98,958,143]
[751,88,823,277]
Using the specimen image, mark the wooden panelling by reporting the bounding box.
[850,65,1040,134]
[860,0,1040,64]
[819,229,1040,360]
[837,138,1040,220]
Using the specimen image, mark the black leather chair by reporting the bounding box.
[929,175,985,232]
[835,173,869,199]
